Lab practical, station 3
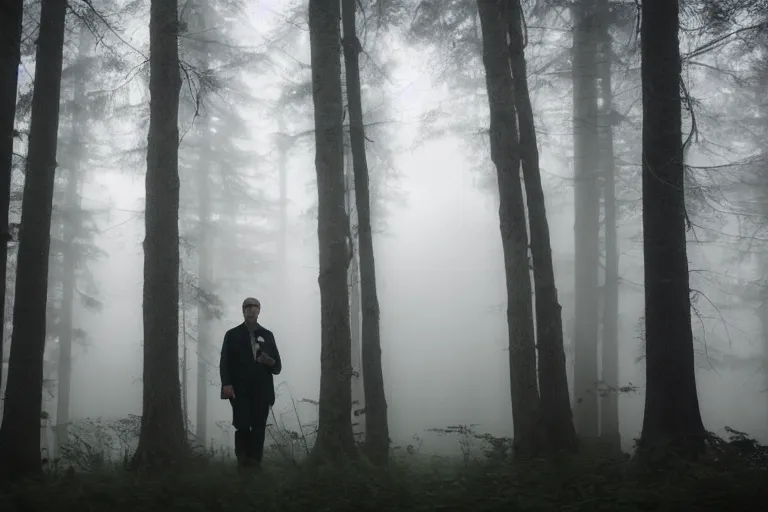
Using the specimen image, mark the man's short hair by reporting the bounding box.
[242,297,260,308]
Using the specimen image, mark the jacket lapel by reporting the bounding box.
[236,323,250,350]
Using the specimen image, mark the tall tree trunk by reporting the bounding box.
[0,0,23,405]
[349,249,364,430]
[477,0,541,456]
[505,0,577,453]
[571,0,600,440]
[342,0,389,466]
[131,0,186,470]
[596,0,620,454]
[637,0,705,458]
[0,0,68,480]
[309,0,356,463]
[55,23,90,457]
[345,147,365,440]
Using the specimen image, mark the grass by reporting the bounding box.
[2,422,765,511]
[0,450,766,512]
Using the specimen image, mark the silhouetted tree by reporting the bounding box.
[0,0,23,393]
[131,0,187,470]
[309,0,357,463]
[505,0,577,453]
[342,0,390,466]
[0,0,68,480]
[637,0,706,458]
[477,0,542,456]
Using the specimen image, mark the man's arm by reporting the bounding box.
[219,331,232,386]
[269,332,282,376]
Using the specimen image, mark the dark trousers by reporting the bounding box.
[231,393,271,466]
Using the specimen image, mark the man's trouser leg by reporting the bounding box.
[231,396,253,466]
[234,428,251,464]
[246,400,271,465]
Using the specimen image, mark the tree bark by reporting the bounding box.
[131,0,187,470]
[596,0,620,454]
[345,147,365,440]
[309,0,357,463]
[349,244,365,436]
[0,0,24,401]
[505,0,577,454]
[477,0,542,456]
[0,0,67,480]
[637,0,706,458]
[342,0,390,466]
[571,0,600,440]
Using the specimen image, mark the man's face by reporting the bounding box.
[242,298,261,323]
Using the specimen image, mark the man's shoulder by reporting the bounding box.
[225,324,244,337]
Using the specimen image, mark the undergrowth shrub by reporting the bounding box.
[7,415,766,512]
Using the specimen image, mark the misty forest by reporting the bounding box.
[0,0,767,509]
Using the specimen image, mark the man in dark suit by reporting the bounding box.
[219,297,282,469]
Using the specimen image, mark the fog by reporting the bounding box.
[4,0,767,462]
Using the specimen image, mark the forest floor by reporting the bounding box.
[0,450,766,512]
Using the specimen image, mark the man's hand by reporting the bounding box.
[221,385,235,399]
[257,353,276,367]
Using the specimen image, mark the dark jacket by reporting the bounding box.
[219,322,282,406]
